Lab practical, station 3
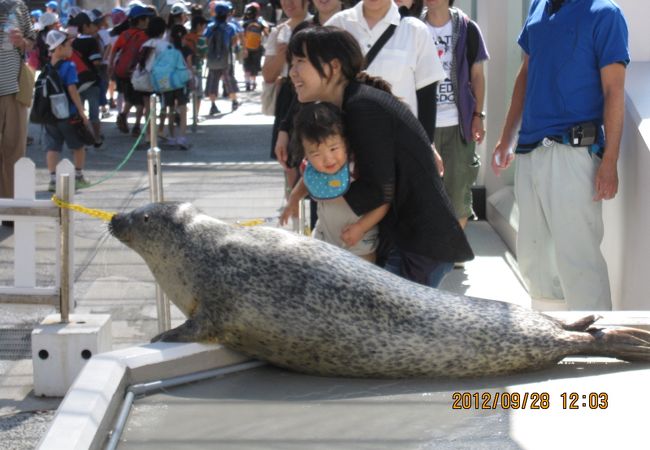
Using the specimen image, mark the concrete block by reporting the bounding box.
[32,314,112,397]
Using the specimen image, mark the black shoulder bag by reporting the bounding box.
[363,24,397,70]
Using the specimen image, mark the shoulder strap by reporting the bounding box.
[123,28,139,46]
[465,19,479,66]
[364,24,397,70]
[47,61,67,94]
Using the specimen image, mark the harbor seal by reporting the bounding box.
[109,202,650,378]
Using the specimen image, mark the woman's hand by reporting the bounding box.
[341,223,365,248]
[274,130,290,169]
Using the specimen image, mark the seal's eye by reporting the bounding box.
[143,214,150,223]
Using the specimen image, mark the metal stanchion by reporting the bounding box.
[298,198,307,236]
[59,174,71,323]
[147,148,164,205]
[149,94,158,150]
[191,85,198,133]
[147,95,171,333]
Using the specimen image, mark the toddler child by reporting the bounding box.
[280,102,389,262]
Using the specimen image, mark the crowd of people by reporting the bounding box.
[270,0,627,310]
[0,0,271,193]
[0,0,630,311]
[28,1,272,160]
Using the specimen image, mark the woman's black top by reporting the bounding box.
[342,81,473,263]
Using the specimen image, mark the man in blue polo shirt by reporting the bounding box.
[491,0,629,311]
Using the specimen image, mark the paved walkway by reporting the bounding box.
[0,87,528,449]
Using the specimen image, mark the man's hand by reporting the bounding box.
[491,141,515,176]
[341,223,365,248]
[593,157,618,201]
[472,116,485,143]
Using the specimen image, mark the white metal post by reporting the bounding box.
[147,95,171,333]
[58,173,71,323]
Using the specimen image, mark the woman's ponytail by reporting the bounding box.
[355,72,393,94]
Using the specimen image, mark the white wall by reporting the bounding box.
[478,1,650,310]
[615,0,650,62]
[479,0,525,209]
[601,62,650,309]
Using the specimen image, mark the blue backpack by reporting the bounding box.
[150,45,190,92]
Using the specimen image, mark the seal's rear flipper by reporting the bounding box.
[151,319,211,343]
[586,327,650,362]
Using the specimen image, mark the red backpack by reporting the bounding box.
[114,29,149,79]
[69,49,91,74]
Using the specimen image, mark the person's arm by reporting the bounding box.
[470,61,486,143]
[415,82,437,141]
[103,42,113,62]
[340,203,389,247]
[274,131,290,168]
[67,84,89,123]
[415,82,444,176]
[185,51,196,84]
[343,99,396,215]
[279,177,308,225]
[491,54,528,176]
[88,40,103,68]
[593,62,625,201]
[261,27,286,83]
[9,28,33,52]
[274,96,300,168]
[12,2,34,52]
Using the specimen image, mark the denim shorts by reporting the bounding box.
[43,119,85,152]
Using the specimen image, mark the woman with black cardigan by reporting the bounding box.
[285,26,473,287]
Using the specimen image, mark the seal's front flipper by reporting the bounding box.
[151,319,211,343]
[560,314,601,331]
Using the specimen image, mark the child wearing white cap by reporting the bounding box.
[27,12,59,70]
[43,30,91,192]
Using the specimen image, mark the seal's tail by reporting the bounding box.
[583,326,650,362]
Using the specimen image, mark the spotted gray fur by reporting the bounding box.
[109,202,650,378]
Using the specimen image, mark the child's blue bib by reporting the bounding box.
[303,162,350,200]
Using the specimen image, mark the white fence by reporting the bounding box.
[0,157,75,316]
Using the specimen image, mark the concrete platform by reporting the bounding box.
[37,306,650,450]
[118,361,650,450]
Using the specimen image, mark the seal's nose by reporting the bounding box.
[108,214,126,238]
